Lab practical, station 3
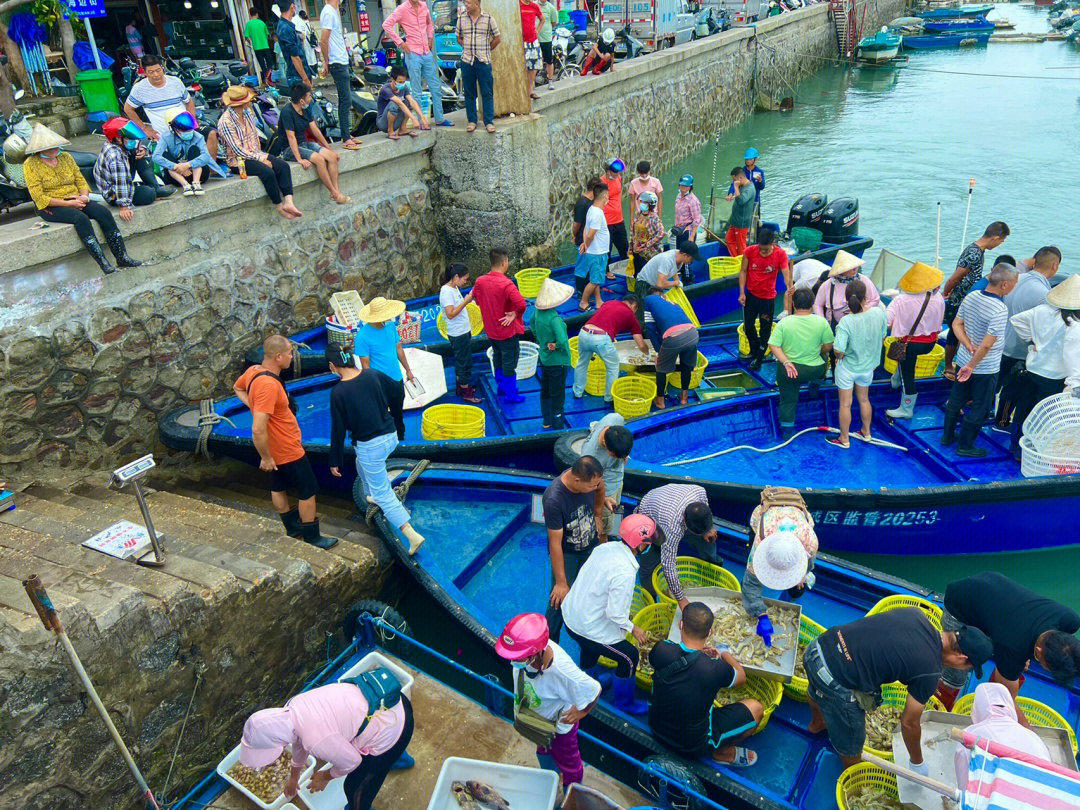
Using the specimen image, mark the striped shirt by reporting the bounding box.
[457,10,501,65]
[636,484,708,601]
[127,76,190,134]
[217,107,266,167]
[673,191,702,235]
[955,289,1008,375]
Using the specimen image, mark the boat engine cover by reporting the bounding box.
[787,192,828,233]
[820,197,859,240]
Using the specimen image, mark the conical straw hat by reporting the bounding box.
[828,250,866,277]
[1046,274,1080,310]
[898,261,945,294]
[24,124,70,155]
[535,278,574,311]
[359,296,406,323]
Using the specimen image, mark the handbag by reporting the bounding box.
[340,667,404,736]
[886,292,931,363]
[513,670,557,747]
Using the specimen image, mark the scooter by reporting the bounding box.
[551,26,586,79]
[616,24,649,60]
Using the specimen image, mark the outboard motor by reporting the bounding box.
[787,193,828,233]
[820,197,859,241]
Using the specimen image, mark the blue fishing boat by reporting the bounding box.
[916,3,993,18]
[921,16,995,32]
[855,29,903,63]
[367,462,1080,810]
[557,379,1080,555]
[246,234,874,376]
[902,30,992,48]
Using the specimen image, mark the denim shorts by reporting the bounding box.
[833,359,874,390]
[282,144,318,161]
[803,641,866,757]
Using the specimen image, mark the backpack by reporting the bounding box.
[754,486,811,536]
[340,668,404,737]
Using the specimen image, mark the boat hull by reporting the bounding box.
[902,31,992,48]
[856,44,900,63]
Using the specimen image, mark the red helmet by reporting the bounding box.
[102,117,147,144]
[619,514,656,549]
[495,613,549,661]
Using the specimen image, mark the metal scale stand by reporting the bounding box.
[111,454,166,568]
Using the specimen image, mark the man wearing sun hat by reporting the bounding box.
[353,296,416,441]
[532,277,574,429]
[884,261,946,420]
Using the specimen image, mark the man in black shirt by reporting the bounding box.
[276,84,348,203]
[803,608,992,770]
[941,573,1080,709]
[543,456,605,642]
[649,602,763,768]
[325,346,426,554]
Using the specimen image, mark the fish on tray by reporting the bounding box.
[451,780,511,810]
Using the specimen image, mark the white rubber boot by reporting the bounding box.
[886,393,916,419]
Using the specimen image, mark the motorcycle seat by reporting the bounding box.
[178,57,198,73]
[228,61,248,79]
[68,151,98,169]
[573,30,591,42]
[364,65,390,85]
[201,74,227,94]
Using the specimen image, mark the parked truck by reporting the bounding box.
[598,0,697,50]
[700,0,766,26]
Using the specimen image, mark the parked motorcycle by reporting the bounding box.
[551,26,587,79]
[615,24,649,60]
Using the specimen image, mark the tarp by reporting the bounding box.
[962,746,1080,810]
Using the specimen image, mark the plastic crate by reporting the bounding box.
[714,673,783,734]
[865,594,942,631]
[330,290,364,327]
[952,694,1077,755]
[783,613,826,702]
[427,757,558,810]
[664,286,700,327]
[217,745,315,810]
[1020,434,1080,478]
[881,339,943,377]
[836,762,899,810]
[611,375,656,418]
[653,557,740,605]
[421,404,485,440]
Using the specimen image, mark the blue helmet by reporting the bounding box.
[607,158,625,172]
[744,147,759,160]
[679,174,694,187]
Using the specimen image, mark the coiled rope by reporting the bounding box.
[666,425,907,466]
[195,400,236,460]
[364,459,431,525]
[292,340,310,377]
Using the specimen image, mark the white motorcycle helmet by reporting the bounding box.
[602,27,615,44]
[3,132,28,165]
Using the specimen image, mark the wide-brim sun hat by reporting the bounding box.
[753,531,809,591]
[237,707,292,769]
[1046,273,1080,310]
[828,250,866,278]
[897,261,945,295]
[535,277,574,311]
[222,85,257,107]
[359,296,406,323]
[24,123,70,155]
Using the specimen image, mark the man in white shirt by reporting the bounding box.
[124,54,218,157]
[439,263,481,402]
[319,0,361,148]
[562,513,656,715]
[578,180,610,311]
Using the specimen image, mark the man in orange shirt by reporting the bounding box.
[602,158,628,264]
[234,334,338,549]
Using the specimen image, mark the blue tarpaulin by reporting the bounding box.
[73,41,114,70]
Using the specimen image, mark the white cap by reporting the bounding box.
[753,530,809,590]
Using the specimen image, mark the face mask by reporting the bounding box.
[395,82,406,91]
[837,274,855,284]
[124,138,140,151]
[639,203,649,213]
[178,130,195,141]
[43,149,61,159]
[510,660,528,670]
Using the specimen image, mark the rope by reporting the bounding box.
[159,666,204,806]
[195,400,236,460]
[666,425,908,466]
[365,459,430,525]
[292,340,310,377]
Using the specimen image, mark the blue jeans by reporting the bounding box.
[404,51,444,122]
[459,60,494,126]
[354,431,410,529]
[573,331,620,401]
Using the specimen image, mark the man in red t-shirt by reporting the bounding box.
[601,158,628,263]
[472,247,528,403]
[520,0,544,100]
[574,296,650,399]
[738,227,792,370]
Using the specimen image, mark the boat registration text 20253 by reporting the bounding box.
[808,509,941,528]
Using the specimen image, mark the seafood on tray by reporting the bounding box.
[451,780,512,810]
[704,600,800,669]
[844,785,903,810]
[631,630,667,676]
[226,750,293,803]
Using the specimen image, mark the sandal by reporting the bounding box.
[943,367,957,381]
[486,124,496,134]
[387,133,400,141]
[466,123,477,133]
[406,129,419,138]
[707,748,757,770]
[343,139,362,149]
[826,435,849,449]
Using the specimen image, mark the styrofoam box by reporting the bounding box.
[427,757,560,810]
[336,651,414,699]
[216,745,315,810]
[296,769,348,810]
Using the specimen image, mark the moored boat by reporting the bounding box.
[921,16,996,32]
[916,4,994,18]
[856,29,903,63]
[902,30,993,48]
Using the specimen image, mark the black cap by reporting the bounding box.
[325,344,353,369]
[956,625,994,679]
[677,240,699,260]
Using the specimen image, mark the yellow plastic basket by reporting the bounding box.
[420,404,485,440]
[708,256,742,280]
[653,556,741,605]
[952,694,1078,756]
[865,594,943,631]
[666,350,709,390]
[714,673,784,734]
[665,286,700,327]
[864,683,946,761]
[611,375,656,419]
[436,301,484,339]
[882,338,945,377]
[600,586,658,671]
[737,323,772,358]
[629,601,678,691]
[836,762,899,810]
[783,613,826,702]
[568,336,609,396]
[514,267,551,298]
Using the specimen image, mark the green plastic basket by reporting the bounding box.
[790,226,823,253]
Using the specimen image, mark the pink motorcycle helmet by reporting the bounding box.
[495,612,550,661]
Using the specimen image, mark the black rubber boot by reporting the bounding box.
[155,184,176,197]
[298,519,339,549]
[105,230,142,267]
[84,236,117,275]
[956,422,987,457]
[941,409,961,446]
[278,507,302,538]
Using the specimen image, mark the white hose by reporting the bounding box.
[666,425,908,467]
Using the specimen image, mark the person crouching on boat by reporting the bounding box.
[884,261,945,421]
[635,483,718,609]
[326,346,425,555]
[648,601,764,769]
[561,514,657,715]
[742,486,818,646]
[237,678,413,808]
[767,288,834,439]
[497,612,601,789]
[953,683,1050,790]
[826,280,887,450]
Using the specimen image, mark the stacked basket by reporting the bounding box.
[514,268,551,298]
[865,594,943,630]
[708,256,741,280]
[1019,392,1080,478]
[737,324,771,358]
[421,404,485,440]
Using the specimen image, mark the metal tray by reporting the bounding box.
[665,586,801,682]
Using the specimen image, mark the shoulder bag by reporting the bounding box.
[513,671,558,747]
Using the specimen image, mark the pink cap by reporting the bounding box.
[238,707,293,769]
[619,514,656,549]
[495,613,549,661]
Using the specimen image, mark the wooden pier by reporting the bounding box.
[990,30,1067,41]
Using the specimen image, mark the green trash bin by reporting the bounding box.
[558,8,571,24]
[75,69,120,114]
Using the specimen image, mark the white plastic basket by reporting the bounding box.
[330,290,365,327]
[427,757,559,810]
[1022,392,1080,449]
[1020,435,1080,478]
[216,745,315,810]
[486,341,539,380]
[336,650,415,699]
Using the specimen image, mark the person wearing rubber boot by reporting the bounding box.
[353,296,417,441]
[532,277,575,429]
[326,346,425,555]
[885,262,945,420]
[648,602,764,769]
[234,335,338,549]
[496,612,600,790]
[439,263,482,403]
[562,513,657,714]
[941,263,1018,457]
[473,247,528,404]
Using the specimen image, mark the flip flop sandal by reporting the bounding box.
[706,748,757,770]
[826,435,850,449]
[943,367,957,381]
[343,141,362,150]
[486,125,496,133]
[466,124,477,133]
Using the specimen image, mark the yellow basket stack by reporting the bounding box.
[568,336,609,396]
[737,324,772,358]
[708,256,742,280]
[865,594,943,631]
[666,351,709,390]
[599,586,656,672]
[628,601,677,691]
[952,694,1078,756]
[836,762,900,810]
[420,404,485,440]
[436,302,484,339]
[882,338,945,377]
[653,556,741,605]
[714,674,784,734]
[514,268,551,298]
[611,375,656,419]
[784,613,826,702]
[865,684,946,761]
